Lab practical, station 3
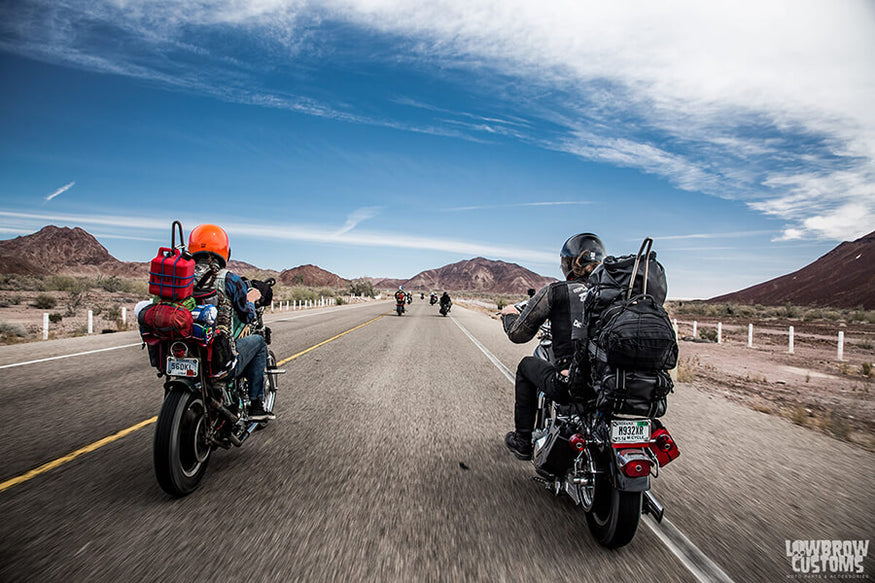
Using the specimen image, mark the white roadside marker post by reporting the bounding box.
[747,324,753,348]
[88,310,93,334]
[43,313,49,340]
[121,307,127,326]
[692,321,698,339]
[717,322,722,344]
[789,326,794,354]
[837,331,844,361]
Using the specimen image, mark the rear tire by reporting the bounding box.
[585,476,642,548]
[154,389,211,496]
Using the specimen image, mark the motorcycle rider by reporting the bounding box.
[439,291,452,312]
[188,224,275,421]
[394,286,407,313]
[499,233,605,460]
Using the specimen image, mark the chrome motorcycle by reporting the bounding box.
[513,300,679,548]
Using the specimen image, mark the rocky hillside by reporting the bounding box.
[709,231,875,309]
[0,226,143,277]
[279,264,348,288]
[403,257,556,295]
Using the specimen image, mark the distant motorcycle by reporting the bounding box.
[430,294,438,305]
[439,300,452,316]
[511,300,680,548]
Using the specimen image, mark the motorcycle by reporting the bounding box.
[144,244,283,496]
[439,300,452,316]
[395,294,406,316]
[429,294,438,305]
[511,300,679,548]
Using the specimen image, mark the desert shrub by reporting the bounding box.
[104,305,121,321]
[496,297,507,310]
[699,328,718,342]
[676,356,699,383]
[825,411,851,440]
[790,406,808,426]
[0,321,26,337]
[0,274,45,291]
[31,293,57,309]
[349,279,376,298]
[97,276,124,293]
[855,340,873,351]
[861,362,873,378]
[334,296,345,306]
[48,312,63,323]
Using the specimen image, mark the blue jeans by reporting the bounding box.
[234,334,266,402]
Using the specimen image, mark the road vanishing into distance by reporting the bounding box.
[1,301,872,582]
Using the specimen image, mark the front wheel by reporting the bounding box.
[154,389,212,496]
[585,477,642,548]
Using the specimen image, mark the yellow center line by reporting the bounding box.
[275,312,387,366]
[0,416,158,494]
[0,311,389,494]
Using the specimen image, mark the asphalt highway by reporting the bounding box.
[0,301,872,582]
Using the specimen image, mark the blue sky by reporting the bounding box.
[0,1,873,298]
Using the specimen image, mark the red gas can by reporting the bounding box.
[149,247,195,300]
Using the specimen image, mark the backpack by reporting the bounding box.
[578,238,678,417]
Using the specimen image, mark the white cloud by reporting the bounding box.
[44,181,75,201]
[444,201,594,212]
[3,0,874,241]
[334,206,380,236]
[0,209,556,264]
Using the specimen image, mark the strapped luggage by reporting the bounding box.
[582,238,678,417]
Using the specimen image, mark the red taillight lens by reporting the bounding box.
[569,434,586,451]
[617,448,653,478]
[650,428,680,467]
[170,342,187,358]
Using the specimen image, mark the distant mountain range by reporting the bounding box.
[0,226,555,295]
[709,230,874,309]
[10,225,869,305]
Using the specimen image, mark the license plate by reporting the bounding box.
[611,420,651,445]
[166,357,199,377]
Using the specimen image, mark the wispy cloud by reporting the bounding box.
[334,207,380,236]
[44,181,75,202]
[653,230,775,241]
[445,201,594,212]
[2,1,873,240]
[0,209,556,265]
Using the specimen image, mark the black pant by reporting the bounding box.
[514,356,570,436]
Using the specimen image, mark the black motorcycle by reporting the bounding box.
[510,300,679,548]
[146,275,283,496]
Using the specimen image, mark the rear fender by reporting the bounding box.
[608,448,651,492]
[163,377,200,396]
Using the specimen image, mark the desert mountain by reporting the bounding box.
[709,231,875,309]
[0,227,556,295]
[401,257,557,295]
[0,225,144,277]
[279,264,348,288]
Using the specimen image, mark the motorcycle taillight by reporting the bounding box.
[617,448,653,478]
[569,434,586,452]
[650,428,680,467]
[170,342,188,358]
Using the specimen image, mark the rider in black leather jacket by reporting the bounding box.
[500,233,605,460]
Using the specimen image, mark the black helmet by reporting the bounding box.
[560,233,605,280]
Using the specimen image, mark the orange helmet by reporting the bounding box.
[188,224,230,267]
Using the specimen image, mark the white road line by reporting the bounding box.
[0,302,384,370]
[450,313,735,583]
[0,343,142,370]
[450,315,514,382]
